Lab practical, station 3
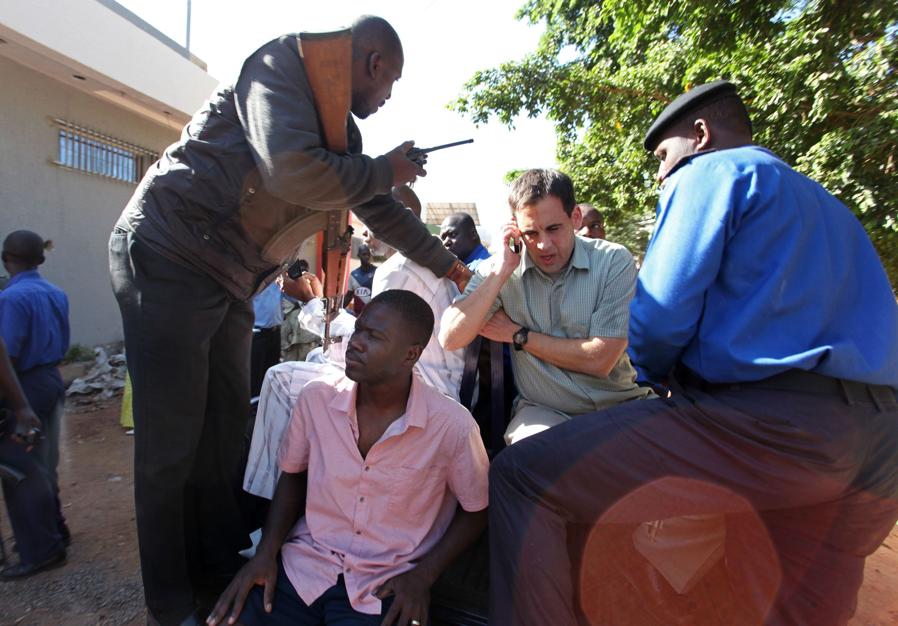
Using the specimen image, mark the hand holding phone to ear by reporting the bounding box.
[498,220,522,278]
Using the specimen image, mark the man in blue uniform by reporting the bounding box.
[487,81,898,625]
[440,212,491,271]
[0,230,70,579]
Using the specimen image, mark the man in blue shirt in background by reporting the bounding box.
[440,212,491,272]
[488,82,898,626]
[0,230,70,579]
[250,281,284,398]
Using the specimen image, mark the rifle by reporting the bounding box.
[297,29,354,352]
[407,139,474,166]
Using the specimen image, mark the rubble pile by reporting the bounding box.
[66,346,127,406]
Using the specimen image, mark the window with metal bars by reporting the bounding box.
[53,119,158,184]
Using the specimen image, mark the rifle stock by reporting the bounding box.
[298,29,353,349]
[298,29,351,154]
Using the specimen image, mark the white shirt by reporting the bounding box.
[372,253,465,401]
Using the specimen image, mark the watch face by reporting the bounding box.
[513,327,528,350]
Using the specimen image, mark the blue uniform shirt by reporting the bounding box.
[252,281,284,329]
[0,270,70,372]
[629,146,898,389]
[464,243,492,272]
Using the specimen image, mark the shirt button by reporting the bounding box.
[364,466,370,472]
[359,496,365,502]
[202,233,210,241]
[355,530,361,535]
[247,187,256,194]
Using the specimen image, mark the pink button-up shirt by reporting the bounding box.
[277,373,489,614]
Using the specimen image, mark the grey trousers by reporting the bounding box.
[489,380,898,626]
[504,400,572,445]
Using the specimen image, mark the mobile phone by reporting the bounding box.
[509,237,522,254]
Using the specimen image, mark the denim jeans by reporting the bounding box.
[240,560,396,626]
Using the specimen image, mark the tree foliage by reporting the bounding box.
[454,0,898,285]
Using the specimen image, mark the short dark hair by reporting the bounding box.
[508,169,576,216]
[3,230,48,266]
[578,204,604,226]
[445,212,477,233]
[367,289,434,347]
[674,94,752,139]
[352,15,402,63]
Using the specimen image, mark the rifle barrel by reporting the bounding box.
[419,138,474,154]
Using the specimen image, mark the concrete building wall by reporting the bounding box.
[0,54,181,347]
[0,0,215,122]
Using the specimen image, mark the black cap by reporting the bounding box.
[643,80,739,151]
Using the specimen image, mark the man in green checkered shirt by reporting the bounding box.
[440,169,652,444]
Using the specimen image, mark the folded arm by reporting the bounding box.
[480,308,627,378]
[440,270,507,351]
[523,330,626,379]
[440,222,520,351]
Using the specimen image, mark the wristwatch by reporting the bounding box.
[512,326,530,351]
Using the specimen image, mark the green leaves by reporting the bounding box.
[454,0,898,287]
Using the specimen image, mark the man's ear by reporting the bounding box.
[694,118,712,151]
[367,51,381,79]
[404,343,424,367]
[571,204,583,229]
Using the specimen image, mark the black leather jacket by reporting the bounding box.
[116,35,455,300]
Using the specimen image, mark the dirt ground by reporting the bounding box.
[1,398,897,625]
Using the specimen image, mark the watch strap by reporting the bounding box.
[513,326,530,351]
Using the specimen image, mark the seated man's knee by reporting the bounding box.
[489,445,522,489]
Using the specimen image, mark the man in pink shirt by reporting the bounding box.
[208,290,489,626]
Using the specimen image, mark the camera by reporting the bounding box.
[286,259,308,280]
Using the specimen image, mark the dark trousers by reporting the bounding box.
[109,230,252,623]
[240,559,394,626]
[489,378,898,626]
[0,408,63,565]
[18,366,66,534]
[250,326,281,398]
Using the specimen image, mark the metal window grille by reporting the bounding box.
[53,119,159,184]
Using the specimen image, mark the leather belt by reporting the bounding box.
[679,367,897,411]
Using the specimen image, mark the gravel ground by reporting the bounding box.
[0,400,144,625]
